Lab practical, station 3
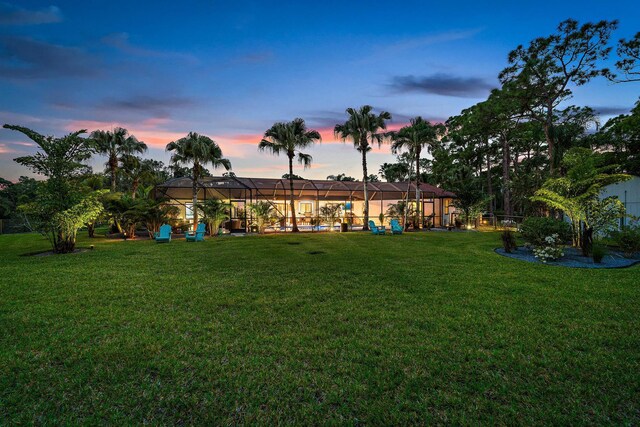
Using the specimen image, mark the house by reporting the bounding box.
[600,175,640,227]
[155,175,456,232]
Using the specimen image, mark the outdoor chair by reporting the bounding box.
[154,224,172,243]
[390,219,403,235]
[186,223,206,242]
[368,220,386,235]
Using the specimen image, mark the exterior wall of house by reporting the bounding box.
[601,175,640,227]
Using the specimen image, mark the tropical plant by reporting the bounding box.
[102,193,143,238]
[389,116,442,224]
[81,174,108,237]
[248,201,274,234]
[166,132,231,230]
[335,105,391,230]
[128,185,180,238]
[531,148,630,251]
[120,155,156,198]
[91,127,147,192]
[318,204,342,231]
[258,118,321,232]
[385,201,414,229]
[4,125,103,253]
[198,198,231,236]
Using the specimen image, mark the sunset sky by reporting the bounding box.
[1,0,639,181]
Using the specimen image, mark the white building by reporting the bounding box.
[600,175,640,227]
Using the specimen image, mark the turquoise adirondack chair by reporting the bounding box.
[390,219,403,235]
[154,224,172,243]
[186,222,206,242]
[368,220,386,235]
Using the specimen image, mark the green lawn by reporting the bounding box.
[1,231,638,424]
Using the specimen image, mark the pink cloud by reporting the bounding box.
[64,119,185,149]
[0,143,17,154]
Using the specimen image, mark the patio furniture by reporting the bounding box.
[390,219,403,235]
[186,223,206,242]
[154,224,172,243]
[368,220,386,235]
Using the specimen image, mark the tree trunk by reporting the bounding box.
[361,149,369,231]
[485,136,494,216]
[545,104,555,175]
[132,178,139,199]
[192,162,199,231]
[288,156,299,232]
[415,150,421,228]
[581,223,593,257]
[109,154,118,192]
[502,135,512,218]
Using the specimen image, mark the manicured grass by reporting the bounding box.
[1,231,639,424]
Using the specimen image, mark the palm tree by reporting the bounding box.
[318,204,343,231]
[389,117,441,226]
[166,132,231,230]
[249,201,275,233]
[198,199,231,236]
[119,155,156,199]
[334,106,391,230]
[91,127,147,192]
[258,118,321,232]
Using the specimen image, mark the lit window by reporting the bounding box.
[185,203,194,219]
[299,201,313,213]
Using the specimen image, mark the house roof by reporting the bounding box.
[156,175,455,200]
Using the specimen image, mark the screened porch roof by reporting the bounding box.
[155,176,456,201]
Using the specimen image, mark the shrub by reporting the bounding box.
[501,230,517,253]
[609,223,640,258]
[532,234,565,263]
[520,217,572,246]
[592,243,607,263]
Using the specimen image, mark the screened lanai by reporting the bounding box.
[155,176,456,232]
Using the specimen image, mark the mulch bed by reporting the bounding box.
[495,246,640,269]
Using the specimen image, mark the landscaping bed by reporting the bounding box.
[495,246,640,268]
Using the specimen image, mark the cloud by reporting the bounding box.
[99,94,199,119]
[0,2,62,25]
[590,106,631,116]
[389,73,495,98]
[0,110,45,124]
[64,119,186,149]
[359,28,483,63]
[0,143,16,154]
[0,36,99,79]
[382,29,482,54]
[101,32,198,64]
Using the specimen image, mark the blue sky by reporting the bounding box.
[1,0,639,181]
